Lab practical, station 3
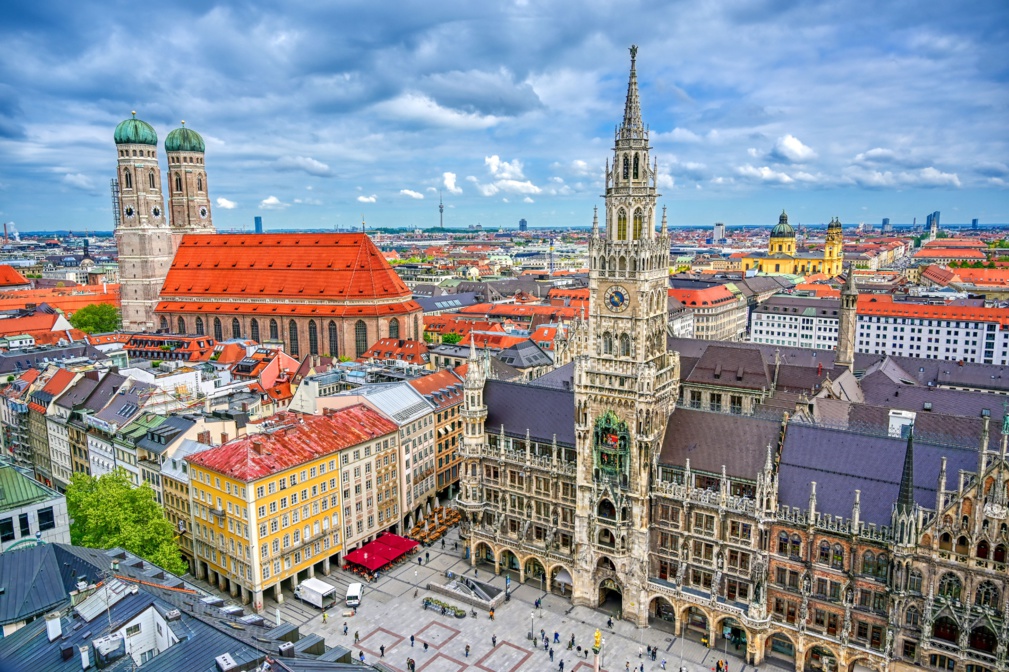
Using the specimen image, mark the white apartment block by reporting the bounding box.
[751,296,841,350]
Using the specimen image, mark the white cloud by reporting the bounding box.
[399,189,424,199]
[736,165,794,184]
[293,198,322,205]
[747,148,759,158]
[216,197,237,209]
[357,194,377,203]
[771,135,817,163]
[469,156,541,197]
[485,155,525,180]
[373,93,502,130]
[668,127,702,143]
[61,173,94,191]
[259,196,289,210]
[275,156,331,176]
[656,173,675,189]
[913,167,961,188]
[522,196,534,203]
[443,172,462,195]
[842,166,961,189]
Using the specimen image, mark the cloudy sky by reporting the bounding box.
[1,0,1007,232]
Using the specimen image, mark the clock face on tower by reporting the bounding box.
[124,205,135,219]
[152,206,161,218]
[604,285,629,312]
[199,206,208,219]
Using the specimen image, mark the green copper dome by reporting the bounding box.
[164,122,205,153]
[114,112,158,146]
[770,209,795,238]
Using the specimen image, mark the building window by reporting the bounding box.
[619,333,631,357]
[938,573,961,600]
[213,317,223,341]
[149,170,156,189]
[328,321,338,357]
[308,320,318,356]
[174,173,182,192]
[250,319,260,343]
[730,395,743,414]
[37,507,55,532]
[355,320,368,358]
[197,175,203,191]
[123,169,132,189]
[18,514,29,537]
[195,317,204,335]
[908,569,922,593]
[0,518,13,542]
[617,208,627,240]
[159,316,168,332]
[232,318,241,339]
[289,321,300,357]
[269,319,279,340]
[178,317,186,334]
[602,332,613,355]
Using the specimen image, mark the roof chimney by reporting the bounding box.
[197,430,212,445]
[45,612,62,642]
[251,438,264,456]
[220,432,229,444]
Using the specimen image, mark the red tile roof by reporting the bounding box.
[186,406,398,481]
[668,284,739,306]
[408,369,464,410]
[41,368,77,397]
[0,265,29,288]
[360,338,429,365]
[160,233,417,306]
[858,294,1009,327]
[913,248,986,260]
[0,312,61,337]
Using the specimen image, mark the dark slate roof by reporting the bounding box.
[658,408,782,479]
[860,373,1009,427]
[83,372,128,412]
[53,375,98,410]
[138,416,195,455]
[878,355,1009,393]
[414,292,481,313]
[94,382,155,426]
[0,544,103,627]
[684,344,771,390]
[497,340,551,368]
[484,379,575,445]
[778,424,979,527]
[529,361,574,390]
[0,344,106,374]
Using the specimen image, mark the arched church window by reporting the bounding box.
[633,154,639,180]
[250,319,260,343]
[633,208,643,239]
[177,317,186,334]
[328,321,338,357]
[862,551,876,576]
[617,209,627,240]
[599,256,607,271]
[149,171,156,189]
[389,317,400,339]
[123,169,132,189]
[288,320,300,357]
[908,569,922,593]
[195,317,204,335]
[355,320,368,358]
[174,173,182,192]
[232,318,241,339]
[159,316,168,332]
[308,320,318,356]
[818,540,830,564]
[905,606,919,628]
[938,572,961,600]
[602,332,613,355]
[197,175,203,192]
[975,581,1000,609]
[213,317,222,341]
[269,319,278,340]
[619,333,631,357]
[622,155,629,180]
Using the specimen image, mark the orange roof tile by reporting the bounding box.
[858,294,1009,327]
[668,285,739,306]
[0,312,60,337]
[360,338,429,365]
[41,368,76,397]
[0,265,29,288]
[913,248,986,259]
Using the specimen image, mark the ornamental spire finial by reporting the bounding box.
[620,45,643,139]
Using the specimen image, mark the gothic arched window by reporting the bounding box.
[197,175,203,192]
[159,316,168,332]
[389,317,400,339]
[174,173,182,192]
[619,333,631,357]
[149,170,156,189]
[232,318,241,339]
[831,543,844,569]
[213,317,223,341]
[908,569,923,593]
[602,332,613,355]
[617,209,628,241]
[862,551,876,576]
[355,320,368,358]
[905,606,920,628]
[977,540,990,559]
[874,553,888,578]
[938,572,961,600]
[328,321,338,357]
[308,320,318,356]
[269,319,279,341]
[633,208,643,239]
[622,155,629,180]
[177,317,186,334]
[123,169,132,189]
[818,541,830,564]
[195,317,204,336]
[288,320,300,357]
[633,154,639,180]
[250,319,260,343]
[975,581,1000,609]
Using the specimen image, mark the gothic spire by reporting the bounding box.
[843,262,858,296]
[897,428,916,515]
[620,45,644,140]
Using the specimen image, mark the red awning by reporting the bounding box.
[344,545,396,571]
[376,533,420,554]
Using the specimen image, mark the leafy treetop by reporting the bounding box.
[69,303,120,334]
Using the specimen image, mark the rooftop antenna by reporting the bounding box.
[439,190,445,229]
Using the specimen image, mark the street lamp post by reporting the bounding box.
[530,611,535,641]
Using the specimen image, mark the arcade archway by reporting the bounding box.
[598,578,623,615]
[765,632,796,666]
[648,596,676,633]
[524,557,546,588]
[804,645,839,671]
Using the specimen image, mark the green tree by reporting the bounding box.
[69,303,120,334]
[442,332,463,345]
[65,470,187,575]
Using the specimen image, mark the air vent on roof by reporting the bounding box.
[165,609,181,621]
[279,642,296,658]
[215,653,238,671]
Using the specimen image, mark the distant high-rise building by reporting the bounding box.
[881,217,891,234]
[972,218,979,230]
[519,218,528,232]
[713,222,726,241]
[254,216,263,234]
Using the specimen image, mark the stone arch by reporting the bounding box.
[159,316,168,331]
[523,556,546,585]
[598,576,622,611]
[472,541,495,567]
[939,532,952,550]
[804,644,840,671]
[619,333,631,357]
[123,168,132,189]
[596,498,616,519]
[548,563,574,597]
[969,622,997,653]
[598,527,617,548]
[714,615,751,653]
[596,556,616,572]
[618,256,627,272]
[764,630,797,663]
[977,539,990,559]
[177,316,186,334]
[932,614,959,643]
[498,547,520,573]
[648,595,677,632]
[847,656,884,672]
[681,605,713,643]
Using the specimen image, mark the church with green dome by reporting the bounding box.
[113,112,215,332]
[738,210,844,277]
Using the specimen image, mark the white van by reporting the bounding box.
[346,582,363,608]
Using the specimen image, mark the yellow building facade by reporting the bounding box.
[740,211,844,276]
[186,405,399,612]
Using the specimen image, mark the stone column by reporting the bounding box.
[291,573,299,589]
[323,557,331,576]
[308,565,315,579]
[253,589,264,613]
[240,585,249,604]
[274,582,284,604]
[230,581,239,598]
[196,561,206,580]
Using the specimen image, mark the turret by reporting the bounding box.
[835,262,858,371]
[892,429,918,547]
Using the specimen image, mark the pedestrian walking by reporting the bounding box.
[640,664,645,672]
[474,568,478,578]
[638,645,643,658]
[489,608,495,620]
[661,660,666,670]
[554,631,560,643]
[354,631,360,644]
[418,557,422,566]
[549,648,554,662]
[425,551,430,563]
[343,622,348,636]
[465,644,470,658]
[569,634,575,649]
[652,648,657,661]
[454,541,458,551]
[607,617,613,628]
[359,651,365,663]
[322,612,328,624]
[559,661,564,672]
[492,635,497,647]
[410,635,415,647]
[625,662,630,672]
[540,629,546,640]
[441,539,445,549]
[380,645,385,658]
[423,641,429,651]
[544,639,549,652]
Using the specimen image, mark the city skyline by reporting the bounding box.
[1,0,1007,232]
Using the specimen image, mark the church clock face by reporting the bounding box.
[124,205,135,219]
[152,206,161,218]
[199,206,209,219]
[604,285,629,312]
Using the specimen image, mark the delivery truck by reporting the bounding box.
[293,578,339,609]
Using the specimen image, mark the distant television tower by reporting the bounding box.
[439,190,445,229]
